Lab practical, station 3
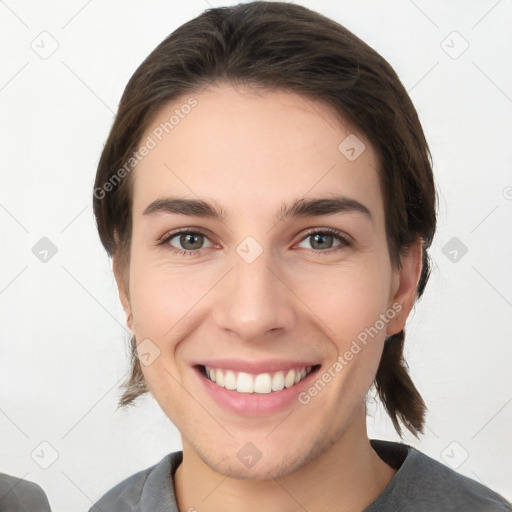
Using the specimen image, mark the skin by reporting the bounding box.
[113,83,423,512]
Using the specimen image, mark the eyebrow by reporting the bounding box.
[142,195,373,223]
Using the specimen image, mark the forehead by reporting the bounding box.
[131,83,383,224]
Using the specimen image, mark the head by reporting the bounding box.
[93,1,437,477]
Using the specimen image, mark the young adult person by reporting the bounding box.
[89,2,511,510]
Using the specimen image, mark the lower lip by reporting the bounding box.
[194,366,320,416]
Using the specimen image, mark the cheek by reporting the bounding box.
[126,264,200,398]
[128,241,392,355]
[128,261,212,345]
[298,262,390,343]
[298,264,391,398]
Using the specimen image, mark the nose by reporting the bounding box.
[212,246,297,342]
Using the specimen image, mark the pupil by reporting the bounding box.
[312,233,331,249]
[182,233,202,250]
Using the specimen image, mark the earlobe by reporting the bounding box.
[386,238,424,337]
[112,251,132,330]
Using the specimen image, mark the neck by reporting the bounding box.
[173,406,396,512]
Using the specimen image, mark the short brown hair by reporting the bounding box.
[93,1,438,438]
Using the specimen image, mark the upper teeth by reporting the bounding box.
[204,366,313,394]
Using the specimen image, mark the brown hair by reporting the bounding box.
[93,1,437,438]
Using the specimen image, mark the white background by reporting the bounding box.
[1,0,511,510]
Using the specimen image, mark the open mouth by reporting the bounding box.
[196,364,321,394]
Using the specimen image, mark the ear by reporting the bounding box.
[113,251,133,334]
[386,237,424,337]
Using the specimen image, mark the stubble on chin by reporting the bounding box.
[185,423,347,481]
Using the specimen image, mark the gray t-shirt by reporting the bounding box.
[88,439,512,511]
[0,473,52,512]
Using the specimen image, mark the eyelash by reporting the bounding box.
[157,227,352,257]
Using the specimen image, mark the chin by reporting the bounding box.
[192,429,340,481]
[200,450,304,480]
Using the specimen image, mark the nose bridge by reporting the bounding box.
[213,240,296,340]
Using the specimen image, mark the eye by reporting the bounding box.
[157,227,352,256]
[158,229,214,255]
[296,228,352,254]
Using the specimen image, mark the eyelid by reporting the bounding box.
[158,226,353,254]
[298,227,352,245]
[157,227,212,244]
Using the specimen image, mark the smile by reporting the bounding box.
[200,365,318,394]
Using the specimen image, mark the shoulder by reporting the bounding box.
[369,440,512,512]
[0,473,52,511]
[88,451,182,512]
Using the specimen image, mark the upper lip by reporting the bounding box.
[193,358,320,374]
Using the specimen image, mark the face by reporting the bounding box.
[114,83,420,479]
